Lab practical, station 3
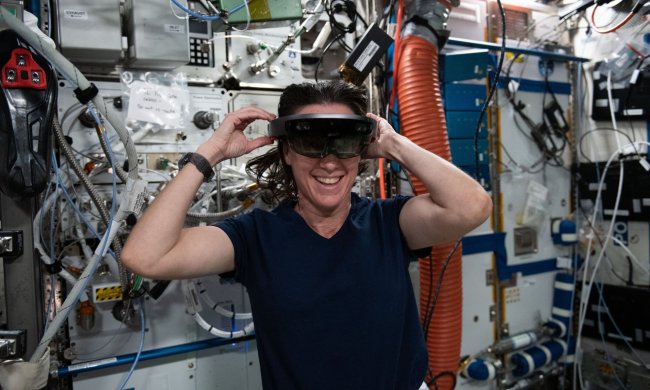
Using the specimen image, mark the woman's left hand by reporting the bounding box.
[363,113,400,159]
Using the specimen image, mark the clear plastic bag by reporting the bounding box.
[120,70,190,137]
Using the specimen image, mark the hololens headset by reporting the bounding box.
[268,114,377,159]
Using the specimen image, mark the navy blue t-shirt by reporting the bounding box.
[216,193,427,389]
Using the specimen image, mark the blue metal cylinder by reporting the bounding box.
[462,358,496,381]
[510,339,567,377]
[550,272,574,337]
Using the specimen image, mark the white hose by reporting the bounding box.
[31,221,120,362]
[193,311,255,339]
[193,280,253,320]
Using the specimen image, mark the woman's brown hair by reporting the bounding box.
[245,81,369,204]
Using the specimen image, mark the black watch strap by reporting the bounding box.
[179,153,215,182]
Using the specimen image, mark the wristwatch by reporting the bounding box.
[178,153,215,182]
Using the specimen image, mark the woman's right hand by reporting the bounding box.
[196,106,277,166]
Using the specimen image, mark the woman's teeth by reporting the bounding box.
[315,176,341,184]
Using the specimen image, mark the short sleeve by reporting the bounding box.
[215,213,254,286]
[389,195,432,261]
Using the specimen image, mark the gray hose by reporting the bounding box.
[53,116,130,292]
[186,203,248,220]
[96,125,128,183]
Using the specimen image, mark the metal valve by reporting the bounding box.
[193,111,215,129]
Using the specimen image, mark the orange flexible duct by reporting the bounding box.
[397,35,462,390]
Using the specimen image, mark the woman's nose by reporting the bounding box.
[319,153,342,167]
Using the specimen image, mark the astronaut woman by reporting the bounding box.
[122,80,492,389]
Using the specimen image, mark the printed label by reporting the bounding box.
[64,10,88,20]
[164,24,186,34]
[353,41,380,72]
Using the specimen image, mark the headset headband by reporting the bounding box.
[268,114,376,137]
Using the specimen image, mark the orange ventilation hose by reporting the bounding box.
[397,35,462,390]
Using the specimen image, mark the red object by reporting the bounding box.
[2,47,48,90]
[397,35,462,390]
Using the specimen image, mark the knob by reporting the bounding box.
[193,111,214,129]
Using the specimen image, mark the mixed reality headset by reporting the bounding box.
[268,114,377,159]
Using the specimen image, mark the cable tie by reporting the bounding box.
[46,260,62,274]
[73,83,99,105]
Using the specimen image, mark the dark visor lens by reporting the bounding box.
[269,114,376,158]
[287,131,368,159]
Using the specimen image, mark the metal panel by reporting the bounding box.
[55,0,123,66]
[125,0,190,69]
[443,83,486,111]
[446,111,488,139]
[461,252,496,357]
[498,83,573,268]
[0,195,44,359]
[503,271,556,335]
[58,80,228,155]
[449,138,489,167]
[441,49,489,82]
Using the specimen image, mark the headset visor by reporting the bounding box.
[268,114,376,159]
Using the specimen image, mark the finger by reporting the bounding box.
[223,108,277,132]
[366,112,381,121]
[245,136,275,153]
[230,106,277,122]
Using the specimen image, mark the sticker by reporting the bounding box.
[64,10,88,20]
[353,41,379,72]
[164,24,186,34]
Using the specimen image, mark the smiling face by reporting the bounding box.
[283,103,361,216]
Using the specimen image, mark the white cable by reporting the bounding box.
[224,0,251,32]
[192,311,255,339]
[193,280,253,319]
[31,220,120,362]
[183,280,254,337]
[575,141,650,388]
[576,161,623,390]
